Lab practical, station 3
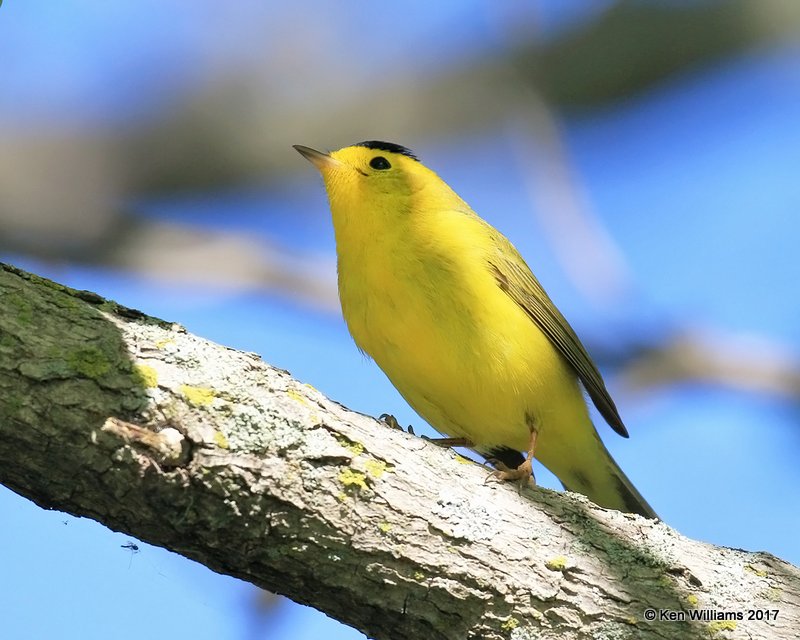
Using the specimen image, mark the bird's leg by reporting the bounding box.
[424,437,473,447]
[379,414,474,447]
[487,427,537,488]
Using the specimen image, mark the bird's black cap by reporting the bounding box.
[355,140,419,161]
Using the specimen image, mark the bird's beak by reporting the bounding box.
[293,145,342,172]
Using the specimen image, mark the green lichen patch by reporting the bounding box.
[68,346,112,380]
[5,292,34,325]
[707,620,737,634]
[364,459,389,479]
[134,364,158,388]
[338,468,368,491]
[744,564,768,578]
[286,388,308,405]
[500,617,519,632]
[180,384,217,407]
[545,556,568,572]
[762,586,782,601]
[213,431,230,449]
[335,434,364,456]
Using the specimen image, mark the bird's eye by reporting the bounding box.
[369,156,391,170]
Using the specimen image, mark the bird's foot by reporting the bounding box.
[485,426,538,490]
[486,458,536,489]
[379,413,416,435]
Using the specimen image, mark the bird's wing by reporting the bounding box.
[487,234,628,438]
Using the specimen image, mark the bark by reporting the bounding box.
[1,261,798,640]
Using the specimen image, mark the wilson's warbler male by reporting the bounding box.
[295,141,656,518]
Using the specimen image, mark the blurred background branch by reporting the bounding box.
[3,0,799,297]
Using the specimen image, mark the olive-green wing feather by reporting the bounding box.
[487,235,629,438]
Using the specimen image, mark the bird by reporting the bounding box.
[294,140,657,518]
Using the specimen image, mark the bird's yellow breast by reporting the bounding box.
[335,203,586,454]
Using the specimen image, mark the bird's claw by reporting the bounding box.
[379,413,416,435]
[485,459,536,490]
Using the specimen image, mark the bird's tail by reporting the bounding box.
[560,437,658,519]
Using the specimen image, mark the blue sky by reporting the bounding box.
[2,2,799,639]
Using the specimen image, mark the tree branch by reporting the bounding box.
[1,262,797,639]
